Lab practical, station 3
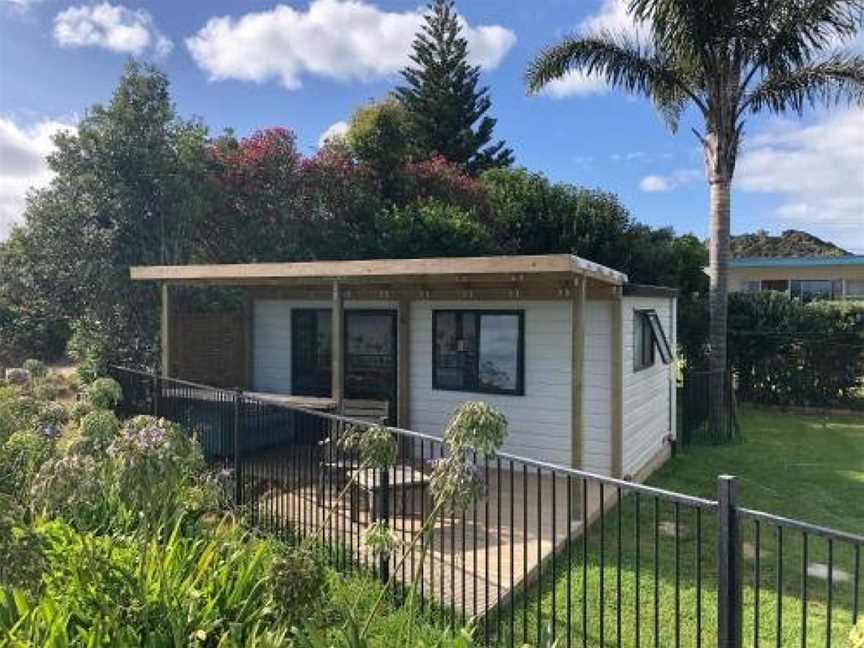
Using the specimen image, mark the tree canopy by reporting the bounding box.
[395,0,513,174]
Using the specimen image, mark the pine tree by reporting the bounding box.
[395,0,513,175]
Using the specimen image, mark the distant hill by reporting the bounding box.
[730,229,850,258]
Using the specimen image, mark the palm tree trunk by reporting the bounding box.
[707,174,731,440]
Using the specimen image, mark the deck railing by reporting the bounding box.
[109,366,862,647]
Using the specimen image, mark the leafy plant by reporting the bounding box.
[84,377,123,410]
[0,430,55,499]
[22,360,47,381]
[77,410,120,454]
[268,543,326,625]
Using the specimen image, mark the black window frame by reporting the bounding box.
[634,308,673,371]
[432,309,525,396]
[633,310,656,372]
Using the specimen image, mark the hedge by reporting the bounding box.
[727,293,864,407]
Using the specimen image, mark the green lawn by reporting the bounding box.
[491,406,864,647]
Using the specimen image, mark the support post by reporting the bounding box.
[160,282,171,378]
[234,389,243,506]
[152,369,160,417]
[377,467,391,583]
[331,281,344,410]
[397,297,411,428]
[717,475,741,647]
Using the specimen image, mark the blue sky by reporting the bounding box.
[1,0,862,251]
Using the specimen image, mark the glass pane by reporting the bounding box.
[761,280,789,292]
[434,312,478,390]
[345,312,396,404]
[291,309,331,396]
[479,314,520,392]
[847,280,864,298]
[799,280,833,301]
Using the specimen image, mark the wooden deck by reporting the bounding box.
[243,449,616,622]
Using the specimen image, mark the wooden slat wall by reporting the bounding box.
[169,311,247,388]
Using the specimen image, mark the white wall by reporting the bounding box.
[621,295,676,477]
[408,300,573,465]
[583,300,613,475]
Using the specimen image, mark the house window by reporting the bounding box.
[433,310,524,395]
[634,309,673,371]
[846,280,864,299]
[760,279,789,293]
[790,279,839,301]
[291,309,331,396]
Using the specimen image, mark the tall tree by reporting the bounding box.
[396,0,514,174]
[526,0,864,440]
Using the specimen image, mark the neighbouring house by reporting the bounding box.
[729,255,864,300]
[130,254,677,481]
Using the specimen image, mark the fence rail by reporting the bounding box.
[109,366,862,647]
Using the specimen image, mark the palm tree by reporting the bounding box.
[527,0,864,440]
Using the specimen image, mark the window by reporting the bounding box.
[633,311,655,371]
[743,281,761,293]
[634,309,673,371]
[760,279,789,293]
[790,279,839,301]
[291,309,331,396]
[846,280,864,299]
[433,310,524,395]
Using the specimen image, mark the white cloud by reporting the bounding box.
[185,0,516,90]
[639,168,700,192]
[541,0,648,98]
[0,118,76,240]
[318,120,348,148]
[53,3,173,57]
[2,0,42,9]
[737,108,864,251]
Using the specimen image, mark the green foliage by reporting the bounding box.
[69,399,94,424]
[395,0,512,174]
[84,377,123,410]
[732,229,850,258]
[0,430,55,499]
[67,317,116,384]
[851,616,864,648]
[77,410,120,453]
[0,495,44,591]
[376,200,497,259]
[22,360,47,380]
[339,424,397,470]
[0,518,279,646]
[0,386,39,444]
[345,99,417,192]
[728,292,864,407]
[268,543,326,625]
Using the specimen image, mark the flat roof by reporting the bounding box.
[731,255,864,269]
[130,254,629,286]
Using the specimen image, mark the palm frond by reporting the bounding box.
[754,0,864,72]
[743,53,864,114]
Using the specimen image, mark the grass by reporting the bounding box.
[491,406,864,647]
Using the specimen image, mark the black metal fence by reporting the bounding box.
[109,366,862,647]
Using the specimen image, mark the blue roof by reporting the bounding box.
[731,255,864,268]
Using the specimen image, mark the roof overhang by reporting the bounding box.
[130,254,629,287]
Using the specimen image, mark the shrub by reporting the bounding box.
[22,359,47,380]
[78,409,120,452]
[69,399,94,423]
[67,317,114,384]
[269,543,326,625]
[31,380,60,402]
[85,377,123,410]
[0,494,44,592]
[0,430,55,497]
[728,293,864,407]
[0,390,40,444]
[109,416,207,527]
[31,453,110,530]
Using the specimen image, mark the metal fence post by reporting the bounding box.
[153,370,160,417]
[717,475,742,647]
[233,389,243,506]
[378,467,391,583]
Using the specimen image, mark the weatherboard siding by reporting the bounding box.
[582,299,613,476]
[408,300,573,465]
[621,296,675,478]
